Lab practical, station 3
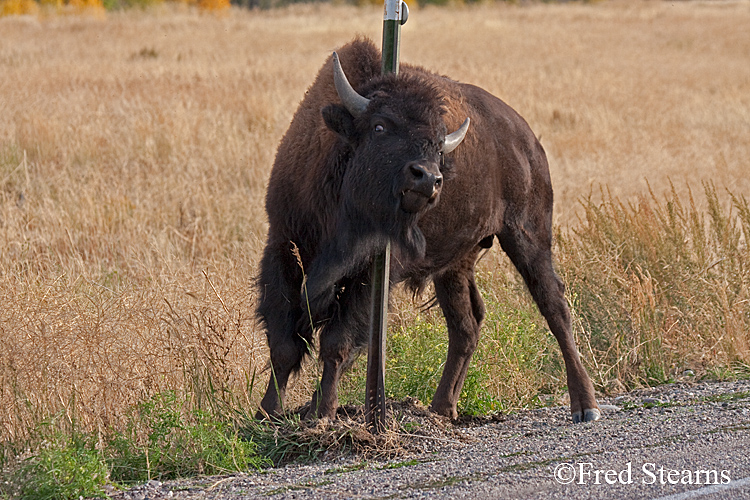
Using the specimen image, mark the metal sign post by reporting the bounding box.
[381,0,407,75]
[365,243,389,434]
[365,0,408,435]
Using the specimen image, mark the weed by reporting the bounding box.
[619,401,640,411]
[9,428,108,500]
[107,391,268,484]
[701,391,750,404]
[1,391,269,498]
[386,316,447,405]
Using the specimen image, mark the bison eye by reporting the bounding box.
[374,124,385,133]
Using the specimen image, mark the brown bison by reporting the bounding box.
[256,38,600,423]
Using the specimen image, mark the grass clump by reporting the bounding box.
[559,183,750,391]
[107,391,269,484]
[384,275,562,416]
[1,391,269,499]
[9,426,108,500]
[467,275,563,415]
[241,412,387,466]
[386,316,448,407]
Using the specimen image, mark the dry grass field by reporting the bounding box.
[1,0,749,453]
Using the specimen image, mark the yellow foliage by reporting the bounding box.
[40,0,63,8]
[0,0,39,16]
[67,0,105,15]
[168,0,228,10]
[197,0,229,12]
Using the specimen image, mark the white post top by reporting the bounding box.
[383,0,403,21]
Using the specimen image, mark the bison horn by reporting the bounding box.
[332,52,370,118]
[442,117,470,154]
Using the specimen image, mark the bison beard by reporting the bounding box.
[256,37,600,424]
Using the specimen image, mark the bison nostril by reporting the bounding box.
[409,164,425,180]
[407,163,443,190]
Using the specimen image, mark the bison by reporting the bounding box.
[256,38,600,423]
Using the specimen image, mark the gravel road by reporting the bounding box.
[110,379,750,500]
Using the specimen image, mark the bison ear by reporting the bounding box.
[322,104,357,145]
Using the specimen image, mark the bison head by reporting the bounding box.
[326,53,469,221]
[301,53,469,319]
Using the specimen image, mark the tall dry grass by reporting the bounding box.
[1,0,749,448]
[559,183,750,393]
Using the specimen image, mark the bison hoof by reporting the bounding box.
[572,408,601,423]
[304,400,337,421]
[429,403,458,420]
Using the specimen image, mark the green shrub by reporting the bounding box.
[1,392,269,498]
[7,421,108,500]
[15,437,107,500]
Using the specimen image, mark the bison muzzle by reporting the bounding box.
[256,38,600,424]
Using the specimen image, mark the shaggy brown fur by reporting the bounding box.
[256,38,599,423]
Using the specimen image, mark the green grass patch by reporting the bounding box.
[701,391,750,404]
[107,391,269,484]
[1,391,269,499]
[10,426,109,500]
[340,266,563,416]
[377,458,421,470]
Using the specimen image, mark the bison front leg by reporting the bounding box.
[305,277,370,420]
[498,222,600,423]
[258,332,305,419]
[430,256,485,419]
[256,242,310,419]
[306,335,353,420]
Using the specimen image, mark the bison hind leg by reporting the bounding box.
[496,221,600,423]
[430,252,486,419]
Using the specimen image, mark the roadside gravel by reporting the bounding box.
[108,378,750,500]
